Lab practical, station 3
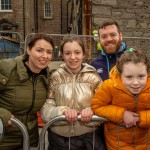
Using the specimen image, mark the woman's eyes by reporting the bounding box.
[36,49,53,55]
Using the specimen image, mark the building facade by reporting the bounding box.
[0,0,63,40]
[1,0,150,60]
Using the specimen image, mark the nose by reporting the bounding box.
[132,78,139,85]
[106,35,113,41]
[70,53,76,59]
[42,52,48,58]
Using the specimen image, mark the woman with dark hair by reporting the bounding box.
[0,33,54,150]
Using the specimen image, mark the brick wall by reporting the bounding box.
[0,0,62,38]
[38,0,61,34]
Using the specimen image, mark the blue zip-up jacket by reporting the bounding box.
[91,42,127,81]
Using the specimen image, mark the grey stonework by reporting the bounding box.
[92,0,150,56]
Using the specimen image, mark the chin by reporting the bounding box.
[132,91,141,95]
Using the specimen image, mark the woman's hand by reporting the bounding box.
[80,108,93,123]
[6,115,14,126]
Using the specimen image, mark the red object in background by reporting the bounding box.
[37,112,45,127]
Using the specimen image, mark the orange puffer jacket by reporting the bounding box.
[92,67,150,150]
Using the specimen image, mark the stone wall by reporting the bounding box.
[92,0,150,54]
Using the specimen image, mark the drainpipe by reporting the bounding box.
[23,0,25,39]
[60,0,62,33]
[67,0,71,33]
[35,0,38,32]
[34,0,38,33]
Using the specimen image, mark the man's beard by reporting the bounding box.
[101,38,122,54]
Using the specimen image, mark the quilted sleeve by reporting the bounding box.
[91,80,126,124]
[138,110,150,128]
[40,73,69,123]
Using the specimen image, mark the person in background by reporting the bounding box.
[91,20,127,146]
[91,20,127,81]
[92,49,150,149]
[0,33,54,150]
[41,36,106,150]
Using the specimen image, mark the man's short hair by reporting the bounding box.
[98,20,120,33]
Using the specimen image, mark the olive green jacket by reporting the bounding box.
[0,54,50,147]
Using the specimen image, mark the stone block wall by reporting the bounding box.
[92,0,150,54]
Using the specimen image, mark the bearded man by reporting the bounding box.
[91,20,127,80]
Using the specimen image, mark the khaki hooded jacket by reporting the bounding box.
[0,54,50,148]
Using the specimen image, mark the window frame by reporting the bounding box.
[44,2,53,19]
[0,0,12,12]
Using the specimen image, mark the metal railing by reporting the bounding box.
[39,115,108,150]
[10,118,30,150]
[0,115,108,150]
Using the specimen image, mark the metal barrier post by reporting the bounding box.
[39,115,108,150]
[10,118,30,150]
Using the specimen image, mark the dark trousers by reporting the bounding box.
[47,127,106,150]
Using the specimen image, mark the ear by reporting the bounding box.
[119,32,123,41]
[26,47,30,55]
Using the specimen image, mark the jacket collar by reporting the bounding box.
[16,54,29,82]
[60,63,97,75]
[101,42,126,56]
[16,54,49,84]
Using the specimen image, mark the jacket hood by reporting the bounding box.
[15,54,50,84]
[60,63,97,75]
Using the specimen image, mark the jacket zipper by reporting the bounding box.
[26,74,37,122]
[133,94,138,110]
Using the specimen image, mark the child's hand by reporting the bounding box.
[133,113,140,124]
[64,109,80,122]
[80,108,93,123]
[123,110,139,128]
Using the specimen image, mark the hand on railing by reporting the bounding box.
[39,115,108,150]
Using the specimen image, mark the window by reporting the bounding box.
[0,0,12,11]
[44,2,53,19]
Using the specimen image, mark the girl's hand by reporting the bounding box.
[64,109,80,122]
[123,110,136,128]
[133,112,140,125]
[80,108,93,123]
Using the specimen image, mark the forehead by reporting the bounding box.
[122,62,147,74]
[31,39,53,50]
[63,41,82,50]
[99,25,118,34]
